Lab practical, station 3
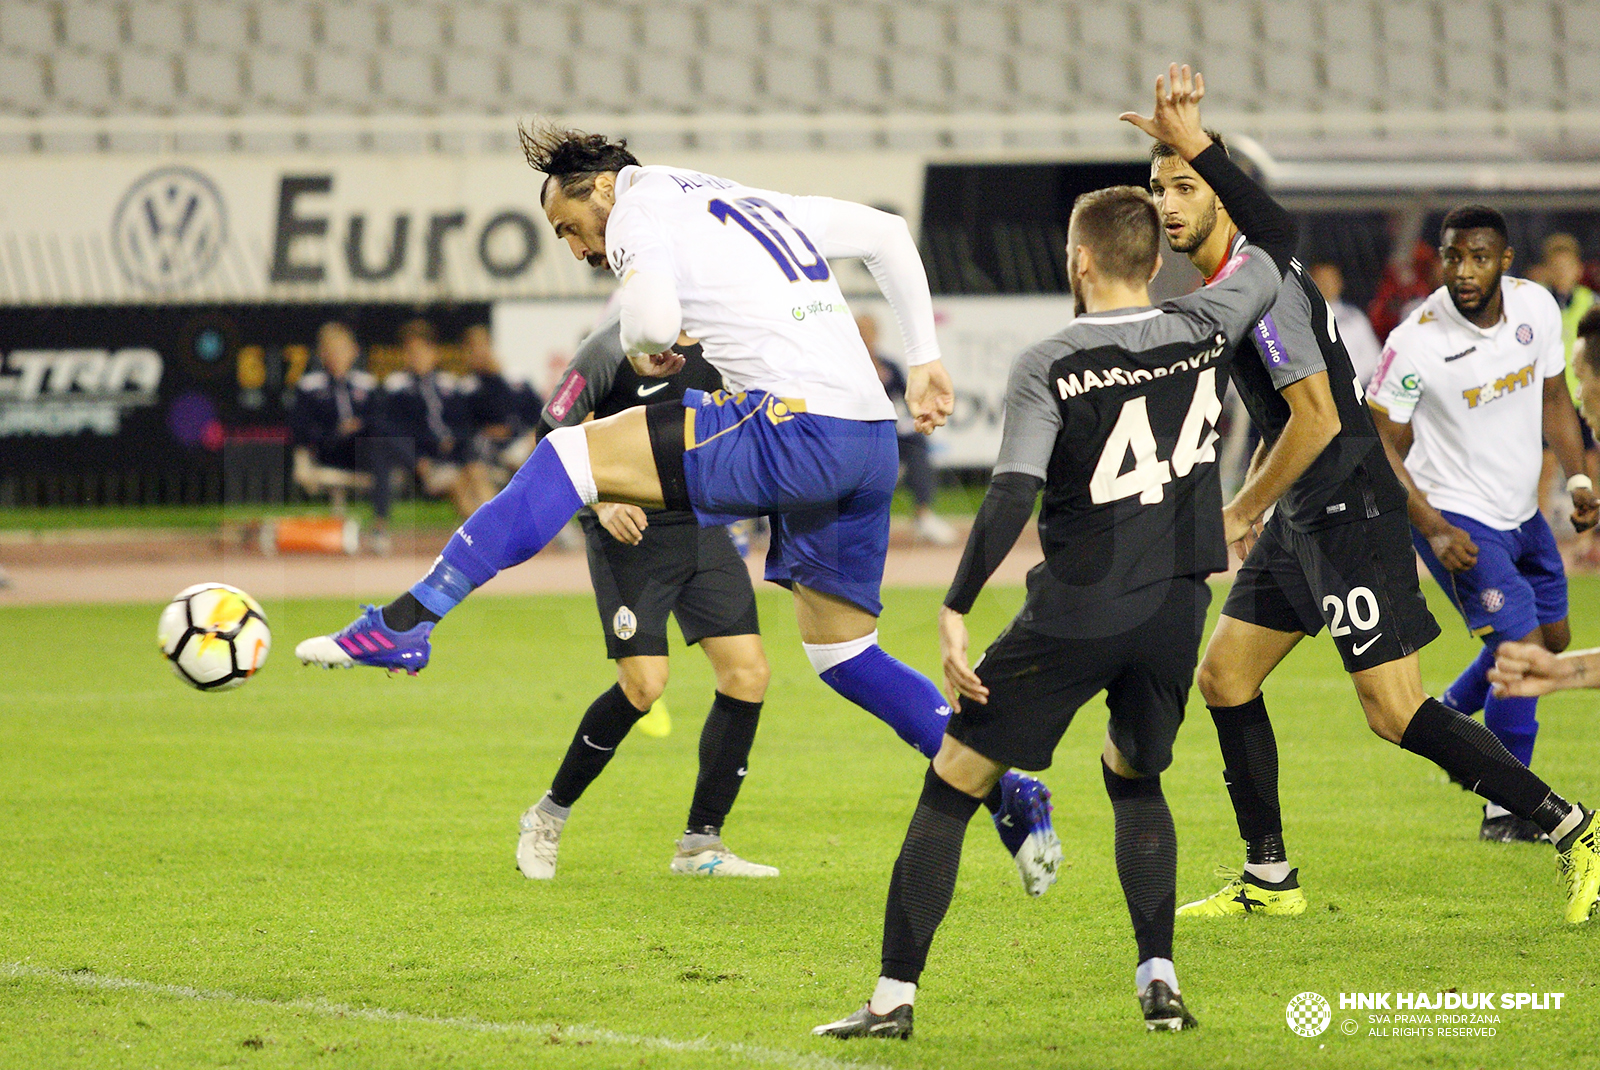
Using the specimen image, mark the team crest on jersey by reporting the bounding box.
[1481,589,1505,613]
[613,606,638,640]
[1516,323,1534,345]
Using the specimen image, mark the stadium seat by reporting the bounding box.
[1195,2,1257,48]
[705,1,764,54]
[377,52,438,109]
[886,50,949,109]
[640,2,700,53]
[1259,47,1321,111]
[1076,1,1137,53]
[323,2,381,52]
[507,51,570,111]
[0,52,46,110]
[1186,47,1256,108]
[1135,0,1198,54]
[822,52,883,109]
[310,50,370,109]
[636,53,697,111]
[1565,8,1600,55]
[1324,41,1385,110]
[1567,54,1600,107]
[953,5,1010,53]
[452,3,509,51]
[1383,45,1443,110]
[699,54,759,109]
[119,50,180,111]
[191,3,250,50]
[257,2,316,51]
[831,5,886,51]
[0,1,56,52]
[1499,0,1558,53]
[1260,0,1314,50]
[182,52,246,111]
[1320,0,1380,48]
[128,2,185,50]
[62,1,121,51]
[760,53,823,110]
[951,52,1011,110]
[888,3,948,52]
[1441,47,1502,109]
[247,51,310,109]
[1380,0,1438,51]
[1013,49,1072,109]
[1013,1,1071,54]
[52,53,113,110]
[442,51,503,108]
[1440,0,1496,51]
[389,4,448,51]
[1502,48,1560,109]
[577,5,635,50]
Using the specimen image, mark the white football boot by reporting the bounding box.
[516,802,565,880]
[669,836,779,877]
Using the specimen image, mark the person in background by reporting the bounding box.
[1309,261,1383,388]
[376,318,497,519]
[1368,240,1441,340]
[857,312,956,546]
[1536,235,1600,523]
[289,322,388,544]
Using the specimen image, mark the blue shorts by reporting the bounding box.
[1411,510,1567,645]
[680,388,898,616]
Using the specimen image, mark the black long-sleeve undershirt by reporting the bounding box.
[943,471,1044,613]
[1188,142,1298,275]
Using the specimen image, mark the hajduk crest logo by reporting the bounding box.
[112,166,228,292]
[1481,588,1505,612]
[1516,323,1534,345]
[1286,991,1333,1037]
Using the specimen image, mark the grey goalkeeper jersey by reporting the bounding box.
[995,242,1284,632]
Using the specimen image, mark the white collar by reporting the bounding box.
[614,165,642,197]
[1438,287,1506,337]
[1076,307,1164,324]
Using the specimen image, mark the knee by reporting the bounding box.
[1197,656,1253,709]
[716,655,770,703]
[617,662,668,710]
[1359,696,1409,744]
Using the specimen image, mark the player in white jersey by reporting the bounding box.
[296,125,1063,893]
[1370,205,1600,844]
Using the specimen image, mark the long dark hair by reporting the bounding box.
[518,120,639,202]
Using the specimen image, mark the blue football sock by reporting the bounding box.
[1483,692,1538,768]
[1441,645,1496,715]
[410,434,586,617]
[810,637,949,758]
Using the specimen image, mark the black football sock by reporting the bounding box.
[1209,696,1287,865]
[982,782,1003,815]
[881,765,983,985]
[1104,761,1177,966]
[1400,698,1574,833]
[380,592,441,632]
[685,692,763,834]
[547,684,649,808]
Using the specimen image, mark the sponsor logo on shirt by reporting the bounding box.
[1516,323,1534,345]
[547,370,586,420]
[1461,362,1536,409]
[1253,313,1289,367]
[1443,346,1477,362]
[1208,249,1250,285]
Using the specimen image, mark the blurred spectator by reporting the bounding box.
[1574,309,1600,433]
[1367,240,1440,340]
[857,312,955,546]
[460,323,542,474]
[288,322,389,537]
[1537,236,1600,527]
[376,318,497,520]
[1309,261,1384,387]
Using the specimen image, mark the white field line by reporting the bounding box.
[4,963,884,1070]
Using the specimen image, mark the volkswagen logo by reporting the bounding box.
[111,166,228,292]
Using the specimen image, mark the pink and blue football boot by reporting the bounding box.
[993,771,1062,896]
[295,605,432,675]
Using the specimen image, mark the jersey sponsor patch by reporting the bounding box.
[1516,323,1534,345]
[1208,248,1251,285]
[1253,312,1290,367]
[548,370,586,421]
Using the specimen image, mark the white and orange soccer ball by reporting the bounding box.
[157,583,271,691]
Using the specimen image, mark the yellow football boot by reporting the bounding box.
[1557,810,1600,925]
[635,697,672,738]
[1176,866,1307,917]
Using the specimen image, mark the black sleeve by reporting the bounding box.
[943,471,1043,613]
[1189,143,1297,274]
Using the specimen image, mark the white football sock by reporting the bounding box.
[868,976,916,1014]
[1484,802,1512,820]
[544,425,598,504]
[1551,805,1584,844]
[1136,957,1178,996]
[1243,861,1291,884]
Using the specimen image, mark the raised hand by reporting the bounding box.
[1119,63,1213,160]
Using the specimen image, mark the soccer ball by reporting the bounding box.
[158,583,272,691]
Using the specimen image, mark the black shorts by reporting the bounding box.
[584,516,760,659]
[948,577,1210,775]
[1223,509,1440,673]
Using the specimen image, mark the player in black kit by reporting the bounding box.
[1151,130,1597,921]
[514,313,777,880]
[815,67,1297,1039]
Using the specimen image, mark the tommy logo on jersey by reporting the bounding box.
[1461,362,1535,409]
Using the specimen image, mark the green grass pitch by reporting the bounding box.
[2,578,1597,1069]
